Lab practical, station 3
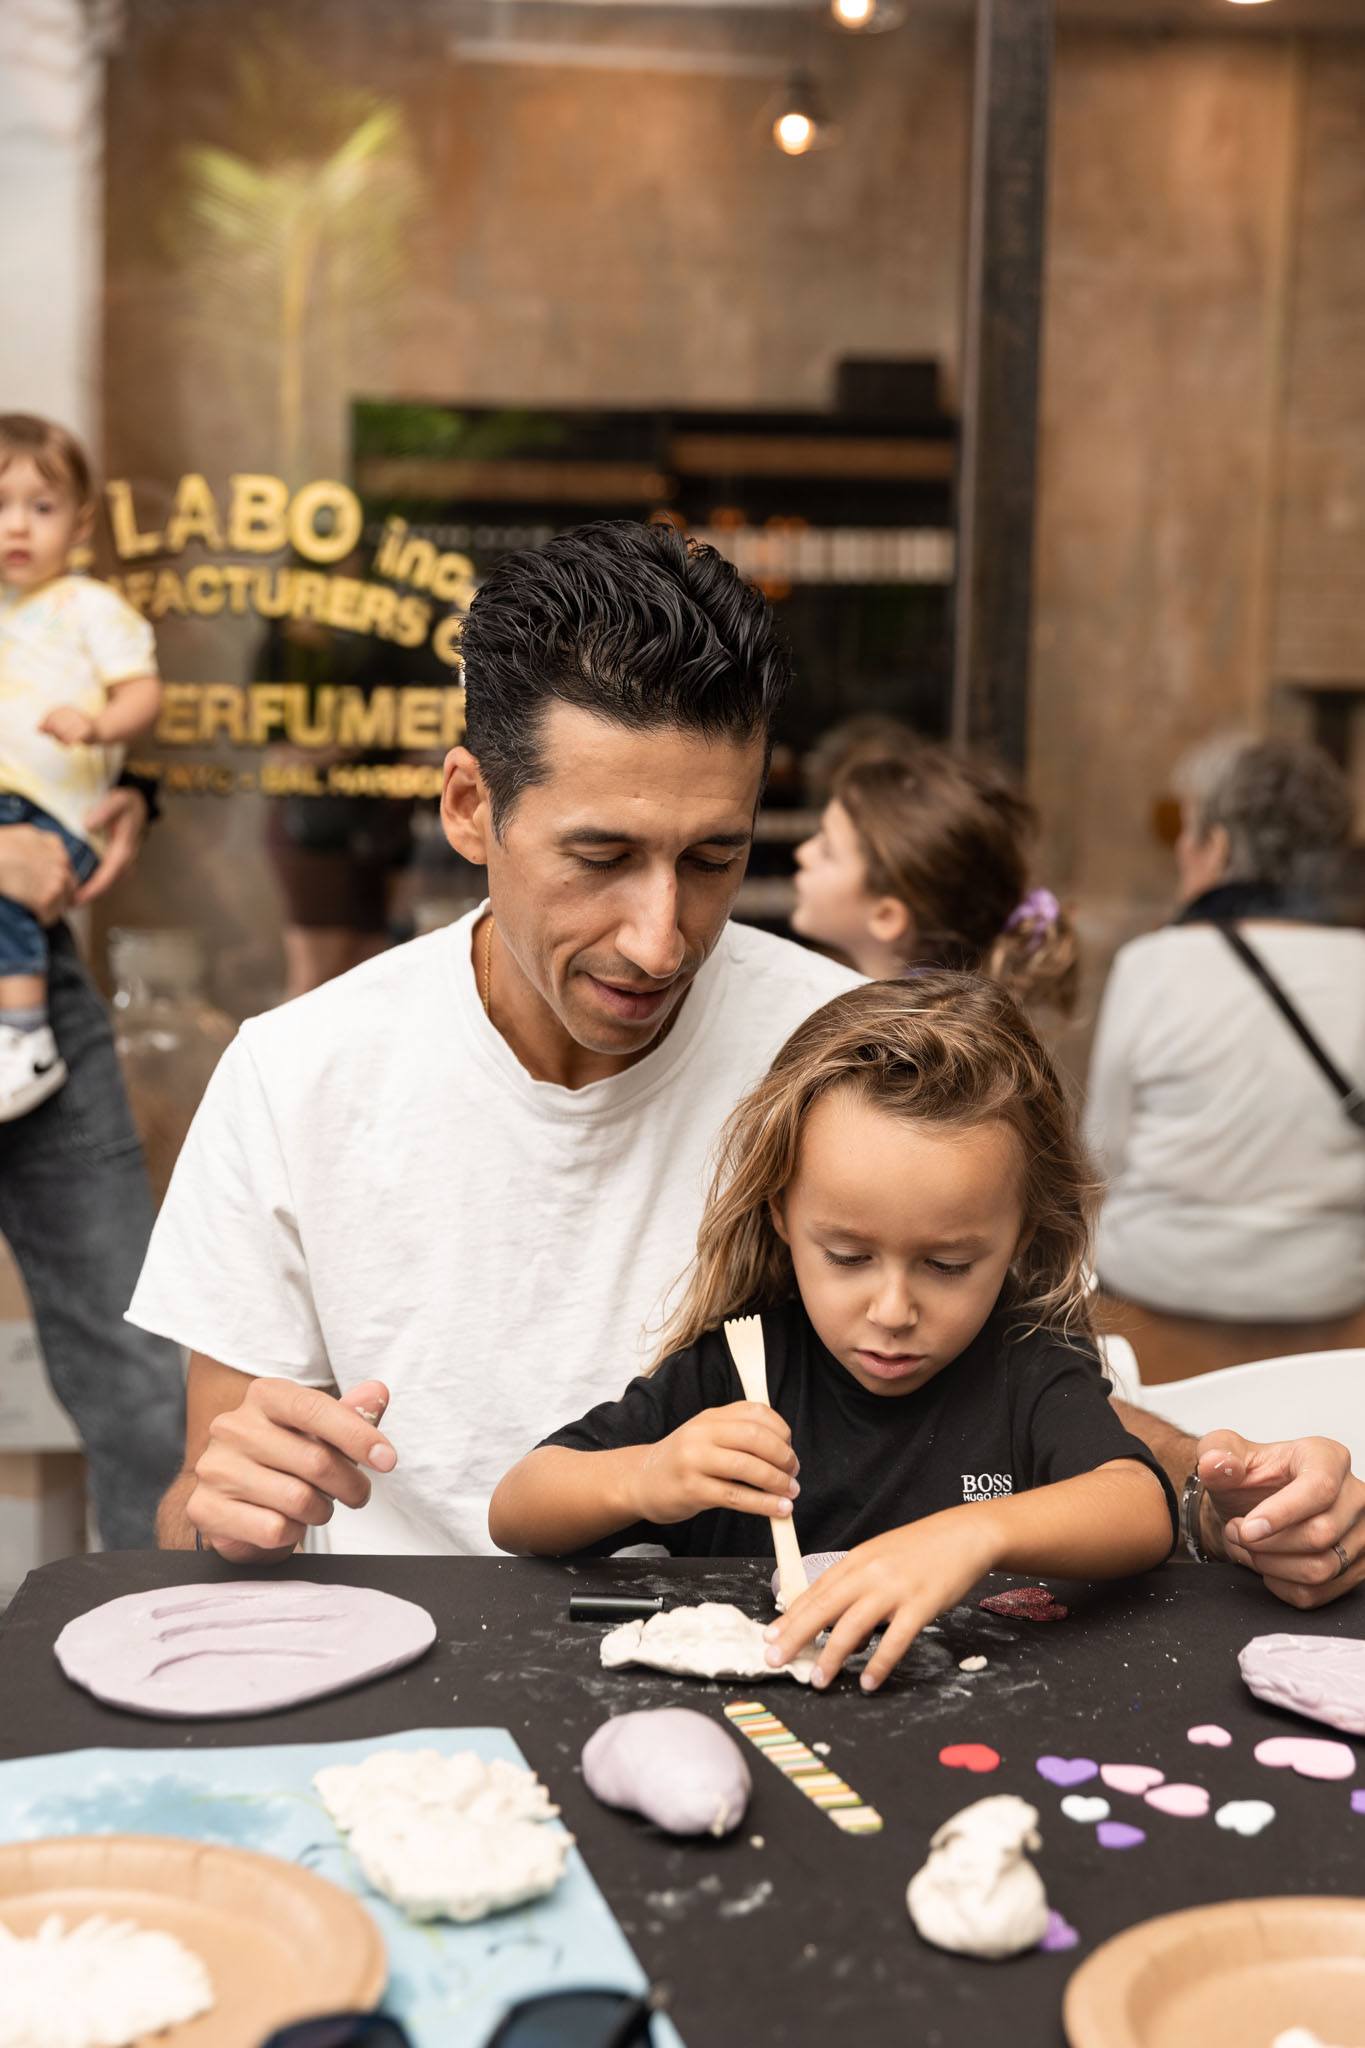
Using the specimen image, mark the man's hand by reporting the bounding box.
[0,824,77,923]
[632,1402,799,1527]
[39,704,98,747]
[73,786,149,905]
[1198,1429,1365,1606]
[762,1510,999,1693]
[188,1377,397,1563]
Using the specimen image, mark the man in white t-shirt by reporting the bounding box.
[134,521,1365,1604]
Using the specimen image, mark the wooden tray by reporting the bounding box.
[1064,1896,1365,2048]
[0,1833,387,2044]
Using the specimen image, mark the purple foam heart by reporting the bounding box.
[1036,1755,1099,1788]
[1039,1909,1079,1952]
[1096,1820,1145,1850]
[1351,1790,1365,1816]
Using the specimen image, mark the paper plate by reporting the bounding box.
[0,1833,387,2044]
[1064,1896,1365,2048]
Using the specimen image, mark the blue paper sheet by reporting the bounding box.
[0,1727,684,2048]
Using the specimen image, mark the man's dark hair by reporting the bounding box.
[460,519,791,831]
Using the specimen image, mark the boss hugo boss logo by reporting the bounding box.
[962,1472,1014,1503]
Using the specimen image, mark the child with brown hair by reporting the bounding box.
[490,974,1175,1691]
[792,740,1078,1014]
[0,413,162,1118]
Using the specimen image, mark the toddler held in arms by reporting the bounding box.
[490,975,1177,1691]
[0,414,162,1119]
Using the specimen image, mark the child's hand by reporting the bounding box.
[39,705,98,747]
[631,1401,800,1527]
[764,1508,999,1693]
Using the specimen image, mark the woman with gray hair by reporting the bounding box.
[1086,735,1365,1381]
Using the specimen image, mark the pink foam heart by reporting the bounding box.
[1186,1724,1232,1748]
[1254,1735,1356,1782]
[1144,1782,1210,1819]
[1099,1764,1165,1796]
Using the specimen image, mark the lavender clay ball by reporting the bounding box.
[582,1708,752,1837]
[771,1551,848,1611]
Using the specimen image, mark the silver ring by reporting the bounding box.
[1333,1540,1350,1578]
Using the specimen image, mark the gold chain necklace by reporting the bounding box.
[480,913,495,1017]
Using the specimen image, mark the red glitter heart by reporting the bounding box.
[938,1742,1001,1773]
[978,1586,1069,1622]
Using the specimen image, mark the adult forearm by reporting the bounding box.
[1114,1398,1195,1489]
[488,1446,648,1556]
[980,1461,1173,1579]
[155,1466,200,1550]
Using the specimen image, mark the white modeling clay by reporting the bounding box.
[600,1602,818,1683]
[906,1794,1050,1960]
[315,1747,569,1923]
[0,1914,213,2048]
[314,1747,556,1832]
[345,1806,570,1922]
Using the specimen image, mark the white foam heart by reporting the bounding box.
[1059,1794,1110,1824]
[1215,1798,1276,1838]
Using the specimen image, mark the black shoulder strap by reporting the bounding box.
[1215,922,1365,1132]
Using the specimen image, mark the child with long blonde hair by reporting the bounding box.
[490,975,1176,1691]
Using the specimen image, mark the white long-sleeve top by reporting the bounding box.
[1085,920,1365,1320]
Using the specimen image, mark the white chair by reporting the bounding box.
[1129,1349,1365,1473]
[1096,1333,1141,1407]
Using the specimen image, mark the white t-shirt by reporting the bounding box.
[1086,920,1365,1320]
[0,576,156,847]
[128,908,860,1554]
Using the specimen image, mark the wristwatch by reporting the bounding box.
[1179,1471,1212,1563]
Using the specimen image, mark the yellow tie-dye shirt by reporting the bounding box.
[0,575,157,853]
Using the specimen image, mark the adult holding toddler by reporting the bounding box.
[135,520,1365,1605]
[0,415,162,1118]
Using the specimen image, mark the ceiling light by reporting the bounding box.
[772,74,828,156]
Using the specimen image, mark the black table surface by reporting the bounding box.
[1,1552,1363,2048]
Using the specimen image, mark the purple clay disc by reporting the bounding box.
[1238,1633,1365,1738]
[1351,1790,1365,1816]
[54,1580,436,1719]
[770,1551,847,1606]
[1096,1821,1145,1851]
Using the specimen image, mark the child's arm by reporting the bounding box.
[489,1401,800,1556]
[764,1459,1171,1694]
[39,674,162,748]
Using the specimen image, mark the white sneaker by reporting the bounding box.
[0,1023,68,1121]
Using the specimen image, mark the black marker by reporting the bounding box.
[569,1595,666,1623]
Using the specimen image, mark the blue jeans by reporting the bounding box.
[0,797,100,979]
[0,921,185,1546]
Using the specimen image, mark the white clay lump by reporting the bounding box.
[314,1747,571,1923]
[600,1602,817,1682]
[0,1913,214,2048]
[582,1708,752,1837]
[906,1794,1050,1960]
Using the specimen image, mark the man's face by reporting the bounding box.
[461,702,766,1058]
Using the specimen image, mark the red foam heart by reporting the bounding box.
[938,1742,1001,1773]
[978,1586,1069,1622]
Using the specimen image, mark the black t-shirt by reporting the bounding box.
[538,1296,1179,1558]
